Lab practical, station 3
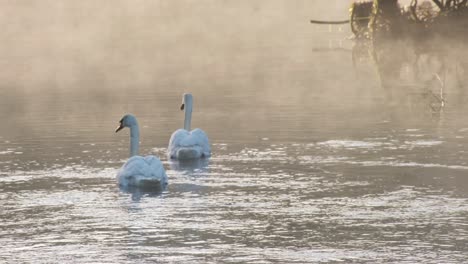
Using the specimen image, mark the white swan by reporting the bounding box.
[168,93,211,160]
[115,114,168,189]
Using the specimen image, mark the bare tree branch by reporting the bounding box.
[432,0,445,9]
[446,0,453,8]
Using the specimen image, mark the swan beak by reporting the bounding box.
[180,103,185,111]
[115,124,124,133]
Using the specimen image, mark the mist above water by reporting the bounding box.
[1,2,468,263]
[0,1,349,89]
[1,1,467,162]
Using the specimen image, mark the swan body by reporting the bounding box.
[117,155,167,188]
[115,114,168,189]
[168,128,211,159]
[168,93,211,160]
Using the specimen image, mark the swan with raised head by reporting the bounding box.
[168,93,211,160]
[115,114,168,189]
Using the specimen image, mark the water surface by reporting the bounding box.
[1,2,468,263]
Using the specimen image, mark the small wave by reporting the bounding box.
[0,148,18,155]
[1,166,117,183]
[346,160,468,170]
[403,140,443,147]
[151,147,167,154]
[298,155,468,170]
[317,140,387,149]
[298,155,349,164]
[214,147,293,162]
[407,134,425,137]
[316,139,444,151]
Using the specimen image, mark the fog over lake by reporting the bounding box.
[1,1,468,263]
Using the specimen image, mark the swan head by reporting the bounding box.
[115,114,138,133]
[180,93,193,111]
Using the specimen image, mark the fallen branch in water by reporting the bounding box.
[310,19,350,24]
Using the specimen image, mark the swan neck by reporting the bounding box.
[129,124,140,157]
[184,100,193,131]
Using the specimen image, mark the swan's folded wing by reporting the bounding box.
[168,129,190,157]
[191,128,211,157]
[169,129,190,146]
[117,156,148,180]
[144,155,168,182]
[117,155,168,187]
[168,128,211,159]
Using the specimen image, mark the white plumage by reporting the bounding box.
[115,114,168,189]
[117,155,167,189]
[168,128,211,159]
[168,93,211,160]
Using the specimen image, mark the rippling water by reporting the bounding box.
[2,2,468,263]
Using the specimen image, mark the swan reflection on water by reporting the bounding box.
[119,183,166,202]
[169,158,210,173]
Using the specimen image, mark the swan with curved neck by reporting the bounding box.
[168,93,211,160]
[115,114,167,189]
